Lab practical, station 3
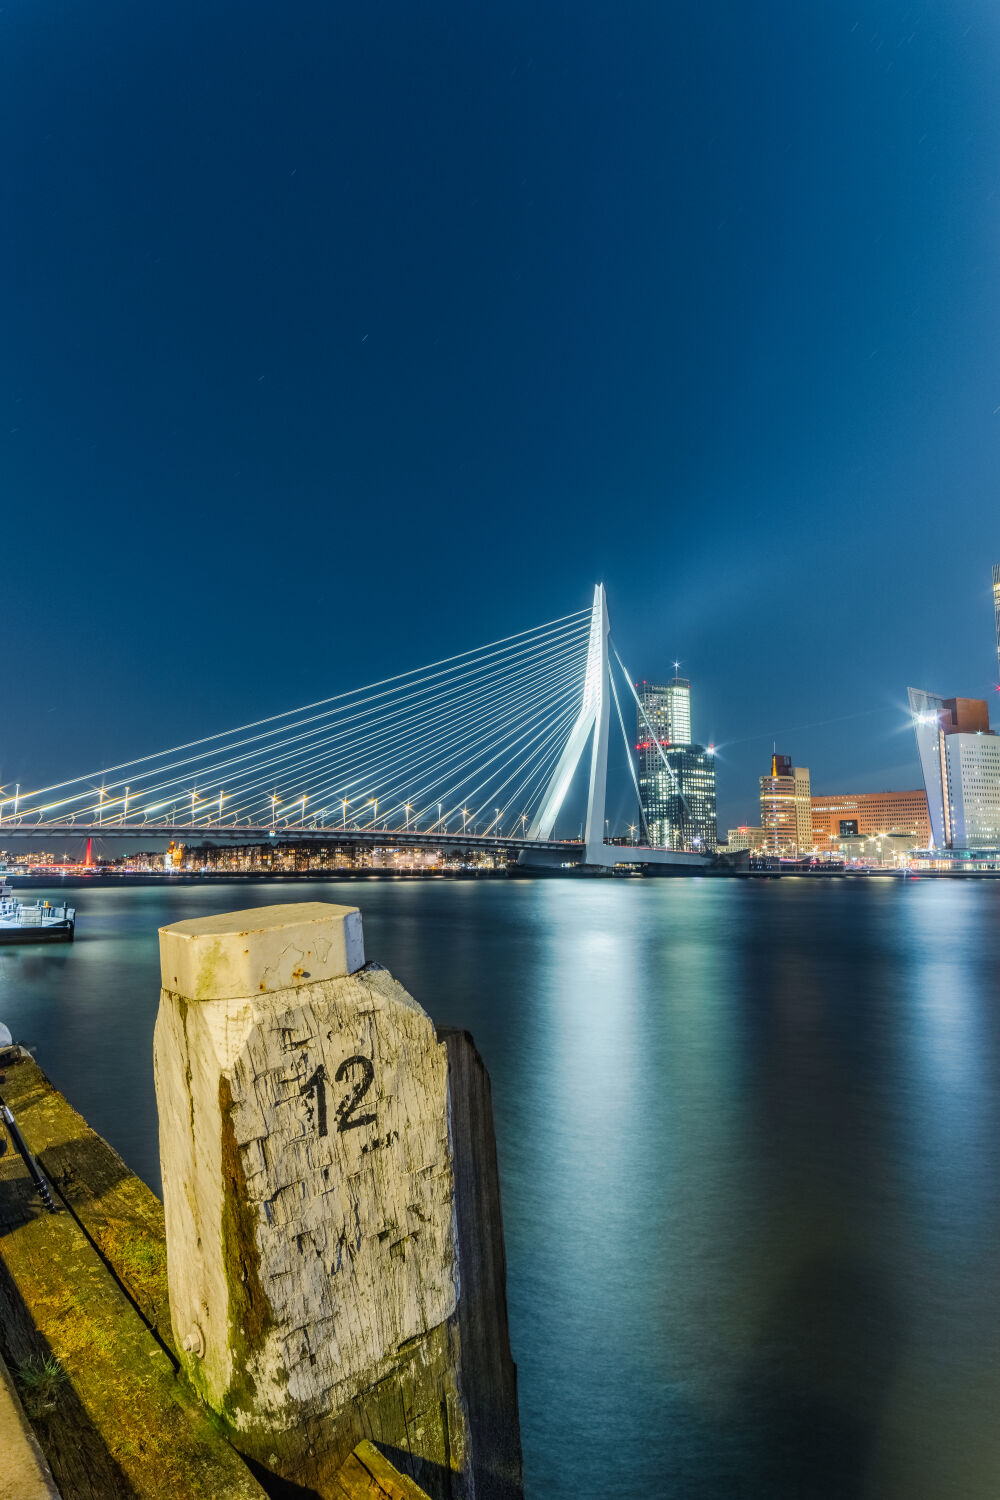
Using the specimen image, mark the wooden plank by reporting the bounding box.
[0,1056,266,1499]
[0,1346,60,1499]
[334,1439,436,1499]
[1,1040,510,1500]
[440,1030,523,1500]
[0,1053,173,1353]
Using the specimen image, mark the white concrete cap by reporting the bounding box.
[159,902,365,1001]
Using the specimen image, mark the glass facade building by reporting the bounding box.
[908,687,1000,849]
[635,678,691,755]
[636,678,717,851]
[639,746,718,851]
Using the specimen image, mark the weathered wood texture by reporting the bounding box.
[0,1058,267,1499]
[0,1344,60,1500]
[155,961,474,1497]
[0,1050,450,1500]
[155,967,458,1425]
[153,903,522,1500]
[0,1050,173,1352]
[333,1439,438,1499]
[440,1030,523,1500]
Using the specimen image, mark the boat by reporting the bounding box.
[0,864,75,944]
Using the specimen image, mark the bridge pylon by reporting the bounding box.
[526,583,611,865]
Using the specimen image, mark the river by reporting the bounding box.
[2,876,1000,1499]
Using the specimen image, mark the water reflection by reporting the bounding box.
[4,877,1000,1498]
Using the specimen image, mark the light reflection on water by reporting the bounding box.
[3,876,1000,1499]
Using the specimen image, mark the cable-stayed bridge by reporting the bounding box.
[2,587,710,870]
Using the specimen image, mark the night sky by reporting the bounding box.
[4,0,1000,832]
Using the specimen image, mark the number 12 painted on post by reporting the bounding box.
[300,1056,377,1137]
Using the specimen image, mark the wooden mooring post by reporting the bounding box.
[155,901,523,1499]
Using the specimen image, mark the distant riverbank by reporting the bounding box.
[6,868,512,889]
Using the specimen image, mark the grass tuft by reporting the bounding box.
[16,1356,67,1419]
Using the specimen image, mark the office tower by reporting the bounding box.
[640,745,717,851]
[759,753,812,855]
[909,688,1000,848]
[994,564,1000,680]
[810,790,931,854]
[635,676,716,850]
[635,678,691,763]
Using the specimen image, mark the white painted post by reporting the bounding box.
[153,902,477,1491]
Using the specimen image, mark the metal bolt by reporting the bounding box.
[182,1325,205,1358]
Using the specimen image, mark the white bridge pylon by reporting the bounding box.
[7,583,711,867]
[528,583,611,865]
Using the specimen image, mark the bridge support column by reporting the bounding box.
[527,583,614,867]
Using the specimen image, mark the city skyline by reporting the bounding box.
[5,571,1000,842]
[5,3,1000,834]
[8,11,1000,1499]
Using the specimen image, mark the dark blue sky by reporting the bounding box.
[4,0,1000,830]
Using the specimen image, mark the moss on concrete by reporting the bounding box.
[14,1357,67,1421]
[0,1053,266,1498]
[217,1075,274,1427]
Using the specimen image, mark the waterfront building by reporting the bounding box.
[639,745,717,851]
[909,689,1000,848]
[635,678,691,752]
[726,826,766,852]
[635,676,716,850]
[810,790,930,855]
[759,753,812,855]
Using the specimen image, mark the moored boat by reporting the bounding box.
[0,864,75,943]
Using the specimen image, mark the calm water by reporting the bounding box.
[3,876,1000,1499]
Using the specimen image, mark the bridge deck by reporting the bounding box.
[0,824,711,866]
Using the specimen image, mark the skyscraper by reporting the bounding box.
[635,677,716,851]
[759,753,812,855]
[909,688,1000,848]
[993,563,1000,681]
[635,678,691,757]
[639,746,718,851]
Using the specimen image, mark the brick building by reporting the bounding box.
[810,789,930,854]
